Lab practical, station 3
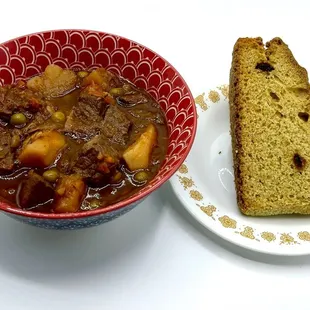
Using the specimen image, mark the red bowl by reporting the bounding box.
[0,29,197,229]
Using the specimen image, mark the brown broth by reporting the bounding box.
[0,74,168,213]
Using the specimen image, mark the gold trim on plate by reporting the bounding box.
[189,190,203,201]
[298,231,310,241]
[199,204,217,218]
[208,90,220,103]
[217,84,229,99]
[177,176,195,190]
[218,215,237,229]
[261,232,276,242]
[195,93,208,111]
[240,226,256,240]
[178,164,188,174]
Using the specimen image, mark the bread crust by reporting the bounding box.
[229,38,265,214]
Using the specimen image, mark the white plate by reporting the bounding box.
[170,86,310,256]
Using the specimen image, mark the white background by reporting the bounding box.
[1,0,310,309]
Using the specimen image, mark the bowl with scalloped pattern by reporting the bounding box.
[0,29,197,230]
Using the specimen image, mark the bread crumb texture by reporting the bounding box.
[229,37,310,216]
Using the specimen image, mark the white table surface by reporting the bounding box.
[1,0,310,309]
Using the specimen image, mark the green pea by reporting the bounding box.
[11,135,21,148]
[0,148,7,159]
[10,113,27,126]
[109,87,124,97]
[52,111,66,123]
[77,71,89,78]
[89,199,101,209]
[122,84,132,92]
[111,171,122,182]
[43,169,59,183]
[134,171,148,182]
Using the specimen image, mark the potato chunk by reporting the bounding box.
[123,124,157,171]
[54,174,86,213]
[81,68,120,91]
[81,69,105,87]
[27,64,77,98]
[19,131,66,168]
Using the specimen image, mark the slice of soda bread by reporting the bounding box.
[229,37,310,216]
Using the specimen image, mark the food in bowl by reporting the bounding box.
[0,29,196,229]
[0,64,168,213]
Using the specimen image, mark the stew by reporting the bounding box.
[0,65,168,213]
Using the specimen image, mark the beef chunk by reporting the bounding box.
[79,84,111,111]
[23,104,57,135]
[0,86,43,122]
[64,84,129,140]
[57,145,79,174]
[0,87,9,120]
[101,105,131,145]
[73,147,103,185]
[72,134,120,186]
[18,170,54,209]
[64,101,104,138]
[57,154,72,175]
[118,92,149,107]
[64,84,110,138]
[0,84,55,135]
[0,126,14,172]
[128,108,165,125]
